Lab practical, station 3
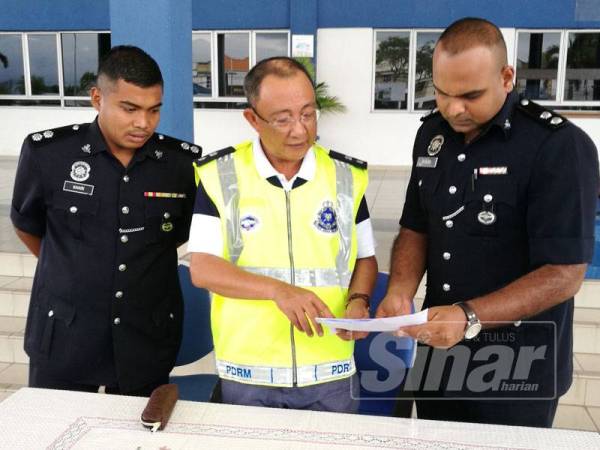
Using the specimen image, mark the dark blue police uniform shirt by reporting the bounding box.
[10,119,199,392]
[400,91,599,397]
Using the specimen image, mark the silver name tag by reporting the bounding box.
[63,180,94,195]
[417,156,438,168]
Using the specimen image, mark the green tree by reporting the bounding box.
[375,36,409,81]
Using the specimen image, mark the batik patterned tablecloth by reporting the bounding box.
[0,388,598,449]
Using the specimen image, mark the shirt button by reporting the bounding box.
[114,317,121,325]
[120,235,129,243]
[115,291,123,299]
[69,206,78,214]
[418,179,423,187]
[445,220,454,228]
[443,283,451,292]
[123,175,130,183]
[484,194,493,203]
[169,313,174,319]
[48,310,54,317]
[118,264,127,272]
[443,252,451,260]
[448,186,457,195]
[121,206,129,214]
[457,153,466,162]
[163,212,171,220]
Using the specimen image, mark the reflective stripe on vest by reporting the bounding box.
[216,149,354,287]
[217,153,243,264]
[244,266,345,287]
[333,159,354,288]
[216,357,355,387]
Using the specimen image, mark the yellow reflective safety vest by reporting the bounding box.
[194,141,368,387]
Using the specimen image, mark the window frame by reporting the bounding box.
[192,29,290,105]
[513,28,600,108]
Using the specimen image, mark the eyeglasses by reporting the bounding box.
[251,106,320,131]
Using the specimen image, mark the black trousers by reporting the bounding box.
[29,364,168,397]
[415,398,559,428]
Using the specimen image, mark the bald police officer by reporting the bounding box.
[11,46,200,396]
[377,18,599,427]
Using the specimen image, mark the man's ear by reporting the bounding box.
[243,108,261,133]
[90,86,102,112]
[501,65,515,93]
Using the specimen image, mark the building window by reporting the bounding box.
[62,33,111,97]
[373,30,442,112]
[192,30,289,107]
[28,34,60,95]
[515,32,560,101]
[0,31,110,106]
[192,33,212,97]
[515,29,600,108]
[374,31,409,110]
[0,34,25,95]
[564,31,600,101]
[414,31,441,111]
[218,33,249,97]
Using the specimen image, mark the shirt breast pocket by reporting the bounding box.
[145,198,183,245]
[462,179,518,237]
[50,191,100,239]
[417,170,442,213]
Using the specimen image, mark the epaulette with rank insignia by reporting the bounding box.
[517,98,567,129]
[153,133,202,156]
[420,107,440,122]
[329,150,367,169]
[194,146,235,166]
[28,123,87,147]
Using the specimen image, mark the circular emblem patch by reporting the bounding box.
[240,215,259,232]
[70,161,91,182]
[314,201,338,233]
[427,135,445,156]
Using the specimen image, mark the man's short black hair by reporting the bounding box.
[437,17,507,66]
[244,56,314,107]
[97,45,163,88]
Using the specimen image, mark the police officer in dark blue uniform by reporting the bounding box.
[376,18,599,427]
[10,46,200,396]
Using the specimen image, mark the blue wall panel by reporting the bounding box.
[0,0,109,31]
[2,0,600,32]
[191,0,289,30]
[110,0,194,142]
[317,0,600,29]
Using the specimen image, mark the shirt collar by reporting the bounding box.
[82,117,165,162]
[488,89,519,140]
[252,137,316,189]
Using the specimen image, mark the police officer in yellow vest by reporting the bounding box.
[188,57,378,412]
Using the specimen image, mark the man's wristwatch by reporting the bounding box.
[453,302,482,340]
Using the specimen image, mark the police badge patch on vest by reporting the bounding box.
[240,214,260,232]
[314,201,338,233]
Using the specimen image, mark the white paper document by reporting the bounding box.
[317,309,429,333]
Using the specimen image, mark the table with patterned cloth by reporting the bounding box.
[0,388,598,449]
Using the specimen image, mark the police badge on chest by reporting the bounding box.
[314,201,338,233]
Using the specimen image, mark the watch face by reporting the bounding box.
[465,322,482,339]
